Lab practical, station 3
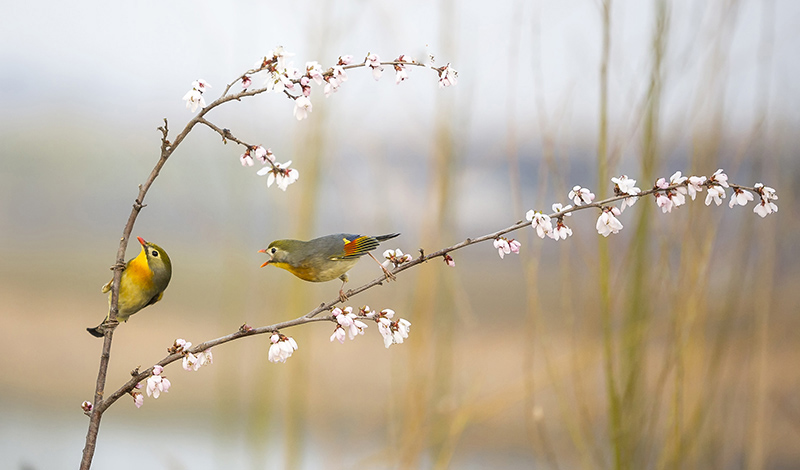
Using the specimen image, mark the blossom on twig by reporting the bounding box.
[256,160,299,191]
[168,338,213,372]
[367,308,412,348]
[330,307,368,343]
[253,146,274,164]
[168,338,191,354]
[710,168,729,188]
[293,96,313,121]
[652,172,687,213]
[729,187,754,208]
[569,185,595,206]
[268,333,299,363]
[705,185,726,206]
[526,210,553,239]
[383,249,413,268]
[550,219,573,240]
[612,175,641,213]
[394,55,413,84]
[596,206,623,237]
[146,365,171,399]
[493,237,521,258]
[687,175,706,200]
[753,183,778,217]
[548,203,573,241]
[366,53,383,81]
[182,79,210,112]
[240,149,254,167]
[438,63,458,87]
[132,391,144,409]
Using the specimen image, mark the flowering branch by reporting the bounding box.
[81,44,778,470]
[84,168,776,425]
[79,46,457,470]
[178,49,456,191]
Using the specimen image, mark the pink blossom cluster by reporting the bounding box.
[493,237,521,258]
[168,338,213,372]
[493,168,777,258]
[383,248,413,268]
[363,306,411,348]
[237,47,456,123]
[129,364,171,409]
[182,79,211,112]
[239,146,299,191]
[125,339,213,409]
[329,306,369,344]
[324,305,412,349]
[268,332,299,363]
[182,47,456,192]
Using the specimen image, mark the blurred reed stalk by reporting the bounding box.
[214,138,261,467]
[744,3,776,469]
[243,33,331,469]
[280,37,332,469]
[514,0,564,467]
[400,0,459,466]
[595,1,625,468]
[617,1,668,468]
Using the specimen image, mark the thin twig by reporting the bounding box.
[80,56,450,470]
[92,177,762,419]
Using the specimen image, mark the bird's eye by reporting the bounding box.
[152,250,159,257]
[270,247,277,254]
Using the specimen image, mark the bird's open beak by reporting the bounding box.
[137,236,147,247]
[258,248,270,267]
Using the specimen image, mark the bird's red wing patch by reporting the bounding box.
[339,236,380,259]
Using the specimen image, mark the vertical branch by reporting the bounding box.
[79,117,198,470]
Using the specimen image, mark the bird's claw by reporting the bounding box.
[381,265,396,281]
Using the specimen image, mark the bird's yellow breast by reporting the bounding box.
[123,252,155,290]
[114,251,158,321]
[271,261,319,282]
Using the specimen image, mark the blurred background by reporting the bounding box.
[1,0,798,469]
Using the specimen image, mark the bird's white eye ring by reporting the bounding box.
[270,247,277,254]
[152,250,159,257]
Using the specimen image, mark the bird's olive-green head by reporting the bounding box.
[139,236,172,288]
[259,239,304,268]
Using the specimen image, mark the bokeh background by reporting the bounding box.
[1,0,798,469]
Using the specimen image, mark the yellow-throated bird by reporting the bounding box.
[259,233,400,301]
[87,236,172,337]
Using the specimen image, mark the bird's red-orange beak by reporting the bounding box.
[258,248,270,268]
[137,236,147,246]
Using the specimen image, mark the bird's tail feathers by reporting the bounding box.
[86,324,105,338]
[375,233,401,242]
